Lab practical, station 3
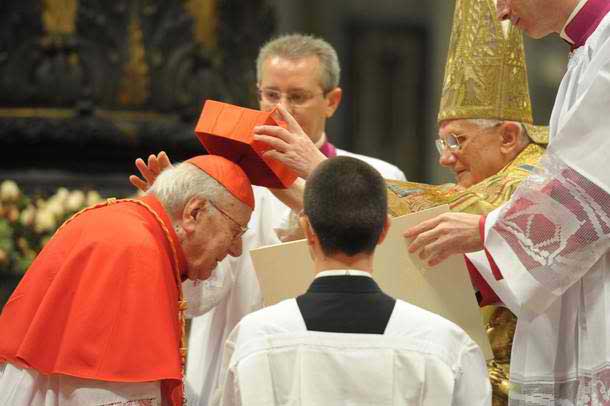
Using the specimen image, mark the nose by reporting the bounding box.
[276,95,296,114]
[438,149,457,167]
[228,237,243,257]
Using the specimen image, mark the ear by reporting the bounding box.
[325,87,342,118]
[377,215,392,246]
[499,122,521,155]
[181,196,208,234]
[299,215,319,247]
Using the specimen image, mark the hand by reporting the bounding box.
[129,151,173,192]
[403,212,483,267]
[253,105,327,179]
[268,178,306,213]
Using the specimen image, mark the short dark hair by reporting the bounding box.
[304,156,388,257]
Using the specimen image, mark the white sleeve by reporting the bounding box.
[476,32,610,318]
[210,333,239,406]
[0,363,162,406]
[484,148,610,319]
[452,341,492,406]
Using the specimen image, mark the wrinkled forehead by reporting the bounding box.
[438,119,479,136]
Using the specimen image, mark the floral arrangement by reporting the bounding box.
[0,180,103,275]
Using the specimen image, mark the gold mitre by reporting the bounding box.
[439,0,548,144]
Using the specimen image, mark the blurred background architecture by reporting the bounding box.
[0,0,569,302]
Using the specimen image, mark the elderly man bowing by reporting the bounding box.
[0,155,253,406]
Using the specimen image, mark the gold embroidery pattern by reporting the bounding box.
[439,0,533,125]
[386,143,546,217]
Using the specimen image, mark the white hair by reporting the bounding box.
[464,118,503,129]
[148,161,231,221]
[464,118,530,148]
[256,33,341,92]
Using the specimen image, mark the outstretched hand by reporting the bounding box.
[403,212,483,267]
[129,151,173,192]
[253,105,327,179]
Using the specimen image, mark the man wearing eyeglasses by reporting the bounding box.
[130,33,406,406]
[250,2,547,405]
[0,155,254,406]
[252,35,404,181]
[403,0,610,404]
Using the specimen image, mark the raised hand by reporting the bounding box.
[403,212,483,266]
[253,105,327,179]
[129,151,173,192]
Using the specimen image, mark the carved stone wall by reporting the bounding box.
[0,0,275,195]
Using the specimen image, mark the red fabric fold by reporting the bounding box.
[0,196,185,405]
[479,215,504,281]
[465,255,501,307]
[195,100,298,188]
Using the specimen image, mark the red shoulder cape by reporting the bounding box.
[0,195,187,405]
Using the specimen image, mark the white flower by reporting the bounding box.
[35,198,47,209]
[86,190,102,206]
[66,190,86,211]
[45,199,65,219]
[54,187,69,204]
[19,205,36,226]
[0,180,20,203]
[34,209,57,233]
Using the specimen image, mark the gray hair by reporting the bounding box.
[256,33,341,92]
[148,161,231,221]
[465,118,530,148]
[464,118,503,129]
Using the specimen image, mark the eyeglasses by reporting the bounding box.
[208,201,248,240]
[435,123,501,155]
[256,87,326,107]
[435,134,462,155]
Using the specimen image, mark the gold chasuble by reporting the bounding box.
[390,0,549,403]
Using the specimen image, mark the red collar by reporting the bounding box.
[140,194,188,279]
[563,0,610,50]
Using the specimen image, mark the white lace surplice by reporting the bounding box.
[0,363,161,406]
[466,14,610,406]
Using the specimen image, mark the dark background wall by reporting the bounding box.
[0,0,275,197]
[1,0,568,195]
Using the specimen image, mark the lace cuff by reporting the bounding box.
[491,151,610,296]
